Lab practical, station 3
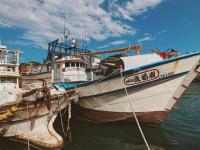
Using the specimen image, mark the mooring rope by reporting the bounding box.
[95,70,117,84]
[57,94,72,139]
[58,98,67,137]
[119,70,151,150]
[26,102,30,150]
[66,102,72,143]
[47,91,75,143]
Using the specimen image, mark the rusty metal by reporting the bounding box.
[0,88,78,149]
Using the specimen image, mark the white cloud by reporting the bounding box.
[157,29,168,34]
[137,33,156,43]
[97,45,109,49]
[109,0,162,21]
[97,40,127,49]
[0,0,163,49]
[110,40,127,46]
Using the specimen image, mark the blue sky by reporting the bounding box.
[0,0,200,63]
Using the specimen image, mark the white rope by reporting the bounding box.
[95,70,117,84]
[26,102,30,150]
[67,102,71,133]
[120,71,151,150]
[66,102,72,143]
[49,94,73,141]
[58,98,66,136]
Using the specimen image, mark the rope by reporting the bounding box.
[119,71,151,150]
[95,70,117,84]
[58,98,67,137]
[47,92,75,143]
[66,102,72,143]
[26,102,30,150]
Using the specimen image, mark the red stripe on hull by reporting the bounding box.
[73,105,168,126]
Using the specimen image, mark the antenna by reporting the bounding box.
[63,14,66,44]
[79,0,83,49]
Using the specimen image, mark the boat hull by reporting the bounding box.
[76,53,200,125]
[0,91,74,149]
[75,106,167,125]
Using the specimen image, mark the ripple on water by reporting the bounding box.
[162,82,200,150]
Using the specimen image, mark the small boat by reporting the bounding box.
[0,44,77,149]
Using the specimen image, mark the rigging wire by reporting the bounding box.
[79,0,83,49]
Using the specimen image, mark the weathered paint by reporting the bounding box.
[0,89,77,149]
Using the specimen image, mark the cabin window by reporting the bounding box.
[1,77,6,83]
[71,62,75,67]
[76,62,79,67]
[13,78,17,83]
[95,71,103,76]
[80,63,83,68]
[6,77,13,83]
[7,77,17,83]
[0,77,17,83]
[65,62,70,68]
[80,63,85,68]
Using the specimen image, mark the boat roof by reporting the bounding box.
[120,53,163,71]
[55,56,86,63]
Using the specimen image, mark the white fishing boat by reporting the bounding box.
[0,44,77,149]
[75,50,200,125]
[28,35,200,125]
[56,41,200,125]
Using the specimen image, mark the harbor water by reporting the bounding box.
[0,82,200,150]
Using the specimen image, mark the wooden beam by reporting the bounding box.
[72,45,142,56]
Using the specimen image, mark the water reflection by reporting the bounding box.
[63,120,169,150]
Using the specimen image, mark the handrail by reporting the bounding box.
[0,62,19,66]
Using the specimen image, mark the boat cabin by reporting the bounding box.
[0,45,21,91]
[54,56,87,82]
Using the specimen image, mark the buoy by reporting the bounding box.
[0,106,17,121]
[2,114,8,120]
[6,111,13,117]
[10,106,17,113]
